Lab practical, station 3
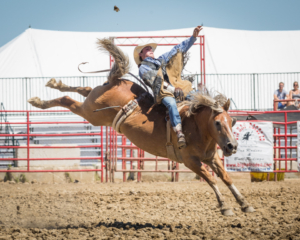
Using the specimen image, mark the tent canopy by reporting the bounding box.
[0,27,300,78]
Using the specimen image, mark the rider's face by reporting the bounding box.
[139,46,154,60]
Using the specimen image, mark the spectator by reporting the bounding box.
[274,82,288,110]
[185,82,208,101]
[287,81,300,109]
[197,82,208,94]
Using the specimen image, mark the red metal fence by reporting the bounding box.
[0,109,299,182]
[0,110,104,181]
[106,132,199,182]
[273,99,299,111]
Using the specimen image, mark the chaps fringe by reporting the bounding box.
[97,38,130,84]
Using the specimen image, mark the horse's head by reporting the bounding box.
[187,91,237,156]
[208,99,238,156]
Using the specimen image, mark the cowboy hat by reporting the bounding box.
[133,43,157,65]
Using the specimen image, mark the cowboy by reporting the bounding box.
[134,26,203,149]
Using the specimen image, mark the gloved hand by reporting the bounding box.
[174,87,184,101]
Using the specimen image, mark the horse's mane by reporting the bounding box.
[178,89,228,117]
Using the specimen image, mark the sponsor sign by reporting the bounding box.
[225,121,273,172]
[298,121,300,171]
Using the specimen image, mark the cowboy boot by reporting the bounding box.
[173,124,186,149]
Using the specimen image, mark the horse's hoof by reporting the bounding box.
[28,96,41,106]
[242,206,255,213]
[46,78,57,88]
[27,97,48,109]
[221,208,234,216]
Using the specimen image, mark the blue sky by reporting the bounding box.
[0,0,299,47]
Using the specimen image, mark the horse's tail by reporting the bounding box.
[97,38,130,84]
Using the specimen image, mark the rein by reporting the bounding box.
[77,62,149,94]
[93,106,122,112]
[78,62,111,74]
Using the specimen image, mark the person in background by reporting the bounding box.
[287,81,300,109]
[197,82,208,94]
[274,82,288,110]
[185,82,208,101]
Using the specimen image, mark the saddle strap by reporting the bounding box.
[112,93,149,133]
[112,100,138,133]
[166,120,179,162]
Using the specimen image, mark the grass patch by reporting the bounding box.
[4,165,14,182]
[94,165,101,181]
[64,172,73,183]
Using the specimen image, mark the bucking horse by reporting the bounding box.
[28,38,254,216]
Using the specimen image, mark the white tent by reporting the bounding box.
[1,27,300,78]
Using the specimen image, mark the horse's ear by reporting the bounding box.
[223,99,230,112]
[232,117,237,127]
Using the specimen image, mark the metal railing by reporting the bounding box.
[273,99,300,111]
[205,72,300,111]
[0,103,19,166]
[106,132,209,182]
[0,109,298,182]
[0,109,104,181]
[0,72,299,112]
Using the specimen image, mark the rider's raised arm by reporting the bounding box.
[158,36,197,64]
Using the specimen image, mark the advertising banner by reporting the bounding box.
[225,121,273,172]
[297,121,300,171]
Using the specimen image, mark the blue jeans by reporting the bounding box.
[278,102,286,109]
[162,97,181,127]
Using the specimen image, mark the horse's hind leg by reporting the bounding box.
[46,78,92,97]
[206,152,255,213]
[28,96,83,116]
[184,157,234,216]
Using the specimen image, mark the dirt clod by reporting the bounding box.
[31,179,37,184]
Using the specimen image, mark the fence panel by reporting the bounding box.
[1,109,299,182]
[256,73,300,110]
[204,74,255,110]
[1,73,300,111]
[0,110,105,182]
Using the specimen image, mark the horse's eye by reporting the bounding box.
[215,121,221,126]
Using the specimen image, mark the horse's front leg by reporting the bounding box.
[206,152,255,213]
[184,157,234,216]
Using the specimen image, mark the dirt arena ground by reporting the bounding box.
[1,175,300,239]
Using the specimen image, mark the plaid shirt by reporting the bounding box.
[139,36,197,79]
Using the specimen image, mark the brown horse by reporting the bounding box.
[28,38,254,216]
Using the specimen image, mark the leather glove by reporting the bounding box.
[174,87,184,101]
